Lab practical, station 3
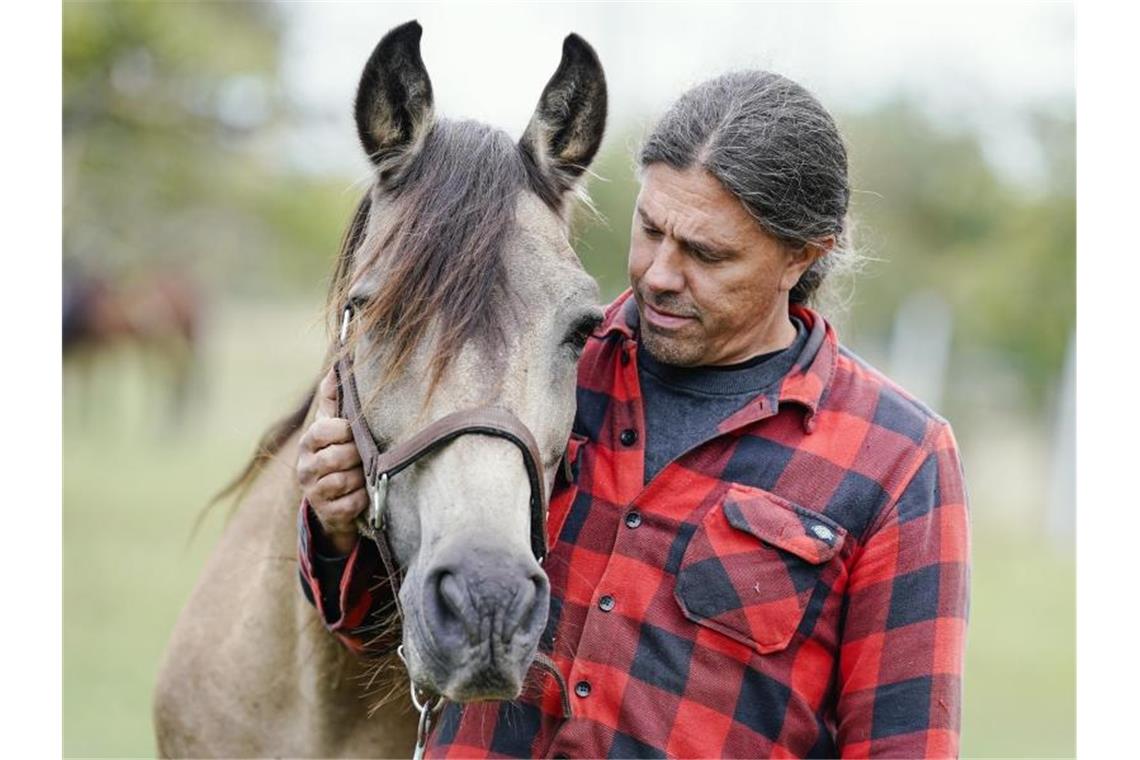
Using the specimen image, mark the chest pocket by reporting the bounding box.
[674,483,847,654]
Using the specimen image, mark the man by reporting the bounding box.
[297,70,969,757]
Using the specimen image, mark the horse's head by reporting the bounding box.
[333,21,606,702]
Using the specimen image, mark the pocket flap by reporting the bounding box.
[722,485,846,564]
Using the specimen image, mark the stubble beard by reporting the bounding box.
[635,290,706,367]
[639,322,705,367]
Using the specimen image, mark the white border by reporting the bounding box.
[1076,1,1140,755]
[10,1,1116,755]
[0,1,63,755]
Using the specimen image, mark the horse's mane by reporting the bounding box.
[209,119,544,516]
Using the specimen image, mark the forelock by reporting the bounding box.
[332,119,533,393]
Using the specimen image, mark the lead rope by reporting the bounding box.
[397,645,445,760]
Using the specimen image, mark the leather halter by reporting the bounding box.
[334,306,550,582]
[334,305,573,732]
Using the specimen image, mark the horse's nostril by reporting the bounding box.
[503,571,550,642]
[427,569,478,645]
[438,573,466,619]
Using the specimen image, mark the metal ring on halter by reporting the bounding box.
[340,306,351,344]
[396,646,441,716]
[409,677,436,714]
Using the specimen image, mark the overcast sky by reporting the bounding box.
[274,2,1073,183]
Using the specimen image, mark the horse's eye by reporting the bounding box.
[349,295,371,313]
[563,314,602,355]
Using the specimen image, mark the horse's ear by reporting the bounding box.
[355,20,434,182]
[519,34,607,206]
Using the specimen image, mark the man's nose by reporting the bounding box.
[641,239,685,295]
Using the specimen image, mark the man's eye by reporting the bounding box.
[642,224,663,240]
[689,246,724,264]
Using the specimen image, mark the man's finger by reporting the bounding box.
[314,442,364,475]
[314,468,366,502]
[317,489,370,532]
[300,417,354,452]
[316,367,338,420]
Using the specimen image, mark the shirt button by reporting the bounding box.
[811,524,834,542]
[625,511,642,529]
[575,680,591,698]
[619,428,638,446]
[598,594,615,612]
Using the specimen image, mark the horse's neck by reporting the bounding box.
[158,397,418,756]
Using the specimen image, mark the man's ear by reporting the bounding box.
[780,237,834,292]
[519,33,607,210]
[355,20,434,186]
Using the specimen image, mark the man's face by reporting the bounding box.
[629,163,816,366]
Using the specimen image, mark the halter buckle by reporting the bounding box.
[368,471,389,531]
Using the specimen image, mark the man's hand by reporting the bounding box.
[297,368,367,556]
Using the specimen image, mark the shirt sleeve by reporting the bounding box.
[836,421,970,758]
[297,499,399,657]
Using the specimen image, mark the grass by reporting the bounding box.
[63,299,326,758]
[960,530,1075,757]
[62,299,1074,758]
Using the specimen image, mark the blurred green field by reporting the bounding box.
[63,299,327,758]
[62,300,1074,758]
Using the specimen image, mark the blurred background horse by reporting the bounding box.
[63,264,202,428]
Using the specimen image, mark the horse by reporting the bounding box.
[63,265,201,426]
[153,21,607,757]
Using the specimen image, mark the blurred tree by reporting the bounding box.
[64,2,354,296]
[570,132,644,301]
[843,100,1075,409]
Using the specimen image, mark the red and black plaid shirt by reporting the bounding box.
[298,291,970,758]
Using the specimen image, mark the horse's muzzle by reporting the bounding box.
[408,537,550,700]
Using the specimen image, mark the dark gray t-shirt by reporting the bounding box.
[638,318,808,484]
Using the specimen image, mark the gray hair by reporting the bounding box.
[639,70,857,307]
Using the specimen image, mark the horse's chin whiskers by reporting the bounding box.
[357,651,411,716]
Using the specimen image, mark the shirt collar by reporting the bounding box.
[779,303,838,432]
[598,290,838,433]
[598,289,639,340]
